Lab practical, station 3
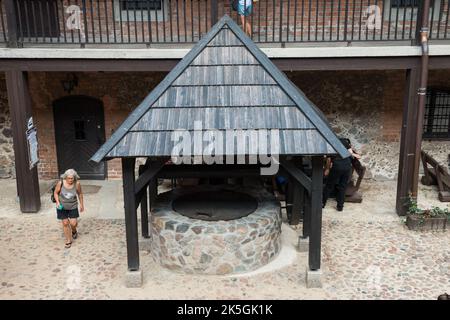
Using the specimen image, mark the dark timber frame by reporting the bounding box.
[89,16,349,276]
[120,157,325,272]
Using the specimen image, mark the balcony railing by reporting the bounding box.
[0,0,449,47]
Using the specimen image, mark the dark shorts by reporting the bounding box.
[57,208,79,220]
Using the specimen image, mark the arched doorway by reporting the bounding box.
[53,96,106,180]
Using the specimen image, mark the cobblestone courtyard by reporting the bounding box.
[0,179,449,299]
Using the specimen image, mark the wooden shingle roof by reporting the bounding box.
[91,16,350,163]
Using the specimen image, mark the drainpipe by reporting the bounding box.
[412,0,430,197]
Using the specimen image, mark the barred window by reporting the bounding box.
[391,0,419,6]
[121,0,162,11]
[423,89,450,140]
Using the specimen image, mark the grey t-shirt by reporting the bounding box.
[59,182,78,210]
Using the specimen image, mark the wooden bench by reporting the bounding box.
[420,150,450,202]
[273,157,367,206]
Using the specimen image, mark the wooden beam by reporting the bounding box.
[0,56,424,72]
[138,165,149,239]
[122,158,139,271]
[0,59,179,72]
[396,68,420,215]
[157,164,268,178]
[5,70,41,212]
[280,160,312,194]
[272,57,421,71]
[429,56,450,70]
[134,160,166,196]
[309,156,324,271]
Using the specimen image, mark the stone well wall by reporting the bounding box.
[150,185,282,275]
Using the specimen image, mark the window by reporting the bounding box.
[384,0,441,21]
[423,89,450,140]
[121,0,162,11]
[15,0,60,38]
[74,120,87,141]
[391,0,420,7]
[114,0,167,22]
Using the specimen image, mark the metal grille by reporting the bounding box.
[121,0,162,10]
[423,89,450,140]
[391,0,419,7]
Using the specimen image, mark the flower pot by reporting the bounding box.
[406,215,448,231]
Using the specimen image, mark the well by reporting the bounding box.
[150,184,282,275]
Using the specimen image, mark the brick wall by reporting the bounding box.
[1,69,448,181]
[27,71,166,180]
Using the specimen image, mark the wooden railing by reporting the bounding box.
[0,0,449,47]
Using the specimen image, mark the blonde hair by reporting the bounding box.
[60,169,80,181]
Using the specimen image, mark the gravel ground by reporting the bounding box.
[0,179,448,300]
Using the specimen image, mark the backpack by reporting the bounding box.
[50,179,62,203]
[231,0,238,11]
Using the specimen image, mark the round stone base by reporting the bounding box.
[150,185,282,275]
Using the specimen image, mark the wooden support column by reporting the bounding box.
[291,180,304,225]
[149,177,157,212]
[309,156,324,271]
[285,175,293,222]
[396,68,420,216]
[122,158,139,271]
[302,190,311,238]
[138,165,149,239]
[5,70,41,213]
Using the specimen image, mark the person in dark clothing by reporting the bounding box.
[322,138,361,211]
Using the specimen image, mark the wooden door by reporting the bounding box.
[53,96,106,180]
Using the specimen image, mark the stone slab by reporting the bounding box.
[306,268,322,289]
[139,238,152,252]
[125,269,143,288]
[297,237,309,252]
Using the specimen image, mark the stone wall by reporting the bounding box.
[0,73,15,179]
[287,70,450,180]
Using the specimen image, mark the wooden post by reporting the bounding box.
[290,178,304,225]
[5,71,41,213]
[138,166,149,239]
[285,175,293,222]
[302,189,311,238]
[149,177,157,212]
[309,156,324,271]
[4,0,19,47]
[122,158,139,271]
[396,69,420,216]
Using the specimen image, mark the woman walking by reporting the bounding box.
[54,169,84,248]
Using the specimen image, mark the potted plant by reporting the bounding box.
[405,196,449,231]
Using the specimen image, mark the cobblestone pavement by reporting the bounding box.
[0,179,449,299]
